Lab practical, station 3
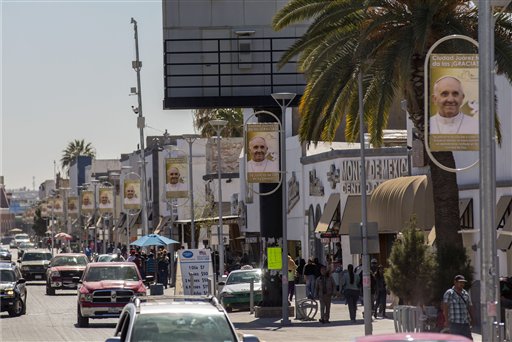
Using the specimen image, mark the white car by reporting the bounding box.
[218,268,262,312]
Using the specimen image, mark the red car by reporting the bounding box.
[46,253,89,295]
[354,332,473,342]
[76,262,147,327]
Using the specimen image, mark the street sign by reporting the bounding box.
[348,222,380,254]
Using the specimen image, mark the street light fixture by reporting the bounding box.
[209,119,228,277]
[271,92,296,326]
[182,134,201,249]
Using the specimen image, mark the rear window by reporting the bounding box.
[131,312,236,342]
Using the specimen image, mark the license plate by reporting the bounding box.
[35,275,42,279]
[108,307,120,313]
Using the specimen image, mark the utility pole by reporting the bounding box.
[130,17,149,237]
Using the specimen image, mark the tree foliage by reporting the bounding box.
[32,208,47,237]
[60,139,95,173]
[385,217,437,305]
[193,108,244,138]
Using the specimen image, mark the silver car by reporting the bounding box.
[105,295,260,342]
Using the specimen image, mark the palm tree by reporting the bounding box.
[61,139,96,173]
[194,108,244,137]
[273,1,512,249]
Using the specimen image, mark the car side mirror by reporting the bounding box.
[18,259,21,263]
[18,278,26,284]
[242,334,261,342]
[218,281,226,286]
[72,276,81,284]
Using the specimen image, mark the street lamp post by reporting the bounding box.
[271,92,296,326]
[182,134,201,249]
[358,71,372,335]
[121,166,133,247]
[130,17,149,238]
[90,179,100,254]
[209,120,228,277]
[109,172,120,247]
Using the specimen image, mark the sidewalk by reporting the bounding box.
[160,287,482,341]
[226,299,483,342]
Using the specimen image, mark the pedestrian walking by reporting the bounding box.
[287,255,298,302]
[315,265,335,323]
[145,253,157,282]
[342,264,360,323]
[304,259,316,299]
[157,250,169,288]
[442,275,474,340]
[374,265,388,318]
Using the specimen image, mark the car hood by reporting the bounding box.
[0,282,16,289]
[221,282,262,294]
[22,260,50,266]
[82,280,143,291]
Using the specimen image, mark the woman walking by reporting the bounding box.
[342,264,360,323]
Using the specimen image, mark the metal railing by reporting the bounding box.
[163,36,305,108]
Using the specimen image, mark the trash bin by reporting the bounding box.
[150,283,164,295]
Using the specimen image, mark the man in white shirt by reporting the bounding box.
[429,76,478,135]
[247,136,278,173]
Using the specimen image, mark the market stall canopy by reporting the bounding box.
[9,228,23,234]
[130,234,179,247]
[54,232,72,240]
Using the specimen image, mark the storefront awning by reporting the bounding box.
[369,175,434,233]
[459,198,472,217]
[496,195,512,227]
[497,200,512,250]
[174,215,239,225]
[340,195,362,235]
[314,193,340,233]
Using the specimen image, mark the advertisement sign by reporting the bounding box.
[174,249,213,296]
[67,196,78,216]
[54,196,64,215]
[429,53,479,151]
[246,123,280,183]
[81,190,94,213]
[165,157,188,199]
[267,247,282,270]
[123,179,141,210]
[98,188,114,214]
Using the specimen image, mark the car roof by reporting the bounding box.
[87,262,135,267]
[0,262,17,270]
[53,253,87,257]
[133,296,226,315]
[23,249,49,253]
[228,268,261,274]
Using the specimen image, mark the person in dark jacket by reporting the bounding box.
[374,265,388,318]
[303,259,317,299]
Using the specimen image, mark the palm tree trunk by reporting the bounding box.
[429,152,463,248]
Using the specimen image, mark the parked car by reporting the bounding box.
[19,249,53,280]
[0,247,12,261]
[46,253,89,295]
[218,267,262,312]
[354,333,473,342]
[1,236,14,246]
[18,242,37,259]
[0,261,27,317]
[105,295,260,342]
[76,262,147,327]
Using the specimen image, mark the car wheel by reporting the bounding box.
[21,293,27,315]
[8,297,23,317]
[46,283,55,295]
[77,305,89,327]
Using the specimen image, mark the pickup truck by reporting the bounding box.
[46,253,89,295]
[76,262,147,327]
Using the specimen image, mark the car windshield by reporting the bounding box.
[84,266,139,282]
[226,271,261,285]
[19,243,35,249]
[130,312,236,342]
[52,256,88,267]
[0,270,15,282]
[23,253,52,261]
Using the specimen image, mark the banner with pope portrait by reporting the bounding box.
[165,157,188,199]
[123,179,141,210]
[429,53,479,151]
[245,123,280,183]
[67,196,79,216]
[81,190,94,214]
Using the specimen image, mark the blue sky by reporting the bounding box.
[1,0,195,190]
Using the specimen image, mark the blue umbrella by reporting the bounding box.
[130,234,179,247]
